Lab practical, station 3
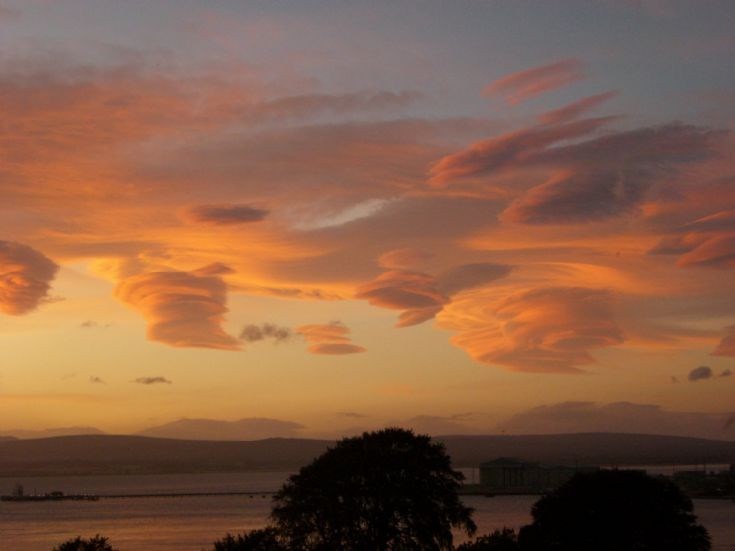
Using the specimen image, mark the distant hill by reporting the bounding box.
[137,417,304,441]
[0,436,17,442]
[0,426,105,439]
[0,433,734,477]
[437,433,735,467]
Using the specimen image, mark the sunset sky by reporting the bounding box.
[1,0,734,438]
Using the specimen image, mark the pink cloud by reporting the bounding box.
[0,241,59,315]
[483,59,585,104]
[538,91,618,125]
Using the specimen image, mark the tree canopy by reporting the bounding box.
[517,469,711,551]
[53,535,116,551]
[268,427,476,550]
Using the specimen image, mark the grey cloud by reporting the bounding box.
[183,204,269,225]
[134,376,172,385]
[239,323,291,343]
[688,366,713,382]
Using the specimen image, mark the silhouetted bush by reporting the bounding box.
[212,528,285,550]
[517,469,711,551]
[456,528,520,550]
[52,535,116,551]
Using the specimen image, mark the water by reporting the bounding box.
[1,472,733,550]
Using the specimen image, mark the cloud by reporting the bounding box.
[713,326,735,356]
[89,376,105,384]
[80,320,111,329]
[355,270,448,328]
[182,204,269,225]
[444,286,624,373]
[355,263,512,327]
[431,115,722,225]
[429,116,612,185]
[498,401,735,440]
[378,248,434,269]
[502,169,649,224]
[0,241,59,315]
[134,376,172,385]
[650,210,735,269]
[538,91,618,125]
[337,411,366,418]
[115,265,240,350]
[307,342,367,355]
[296,321,366,355]
[239,323,291,343]
[436,263,513,296]
[688,365,713,381]
[483,59,585,104]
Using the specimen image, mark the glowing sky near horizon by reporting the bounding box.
[1,0,734,437]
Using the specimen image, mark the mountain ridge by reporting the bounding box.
[1,432,733,477]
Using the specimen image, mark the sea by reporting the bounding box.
[0,470,733,550]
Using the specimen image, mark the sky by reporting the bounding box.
[1,0,734,439]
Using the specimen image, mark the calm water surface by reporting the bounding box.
[1,472,733,550]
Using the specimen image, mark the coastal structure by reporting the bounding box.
[479,457,596,494]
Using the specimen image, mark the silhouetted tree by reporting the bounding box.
[212,528,285,550]
[269,427,476,550]
[517,470,711,551]
[53,535,116,551]
[456,528,519,550]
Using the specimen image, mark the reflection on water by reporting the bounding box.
[1,472,733,550]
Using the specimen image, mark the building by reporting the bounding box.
[479,457,595,493]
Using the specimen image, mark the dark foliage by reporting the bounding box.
[517,470,711,551]
[53,535,116,551]
[270,427,476,550]
[456,528,520,550]
[212,528,285,550]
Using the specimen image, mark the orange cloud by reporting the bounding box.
[296,322,366,355]
[483,59,585,104]
[650,210,735,269]
[429,117,611,185]
[355,263,512,327]
[355,270,448,327]
[378,248,434,269]
[713,325,735,356]
[114,264,240,350]
[443,286,624,373]
[0,241,58,315]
